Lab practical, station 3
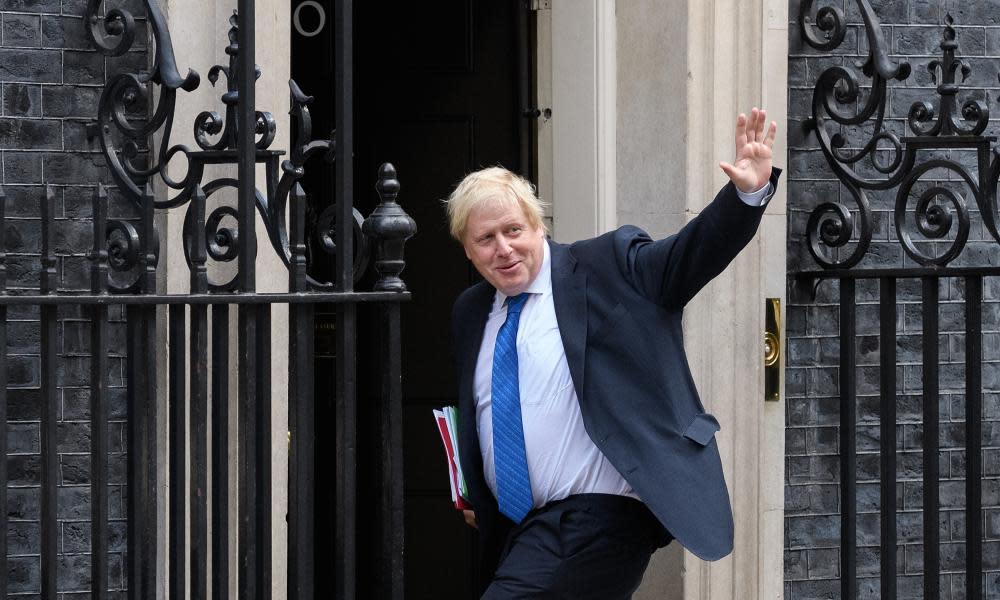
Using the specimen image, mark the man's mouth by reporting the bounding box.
[496,262,520,274]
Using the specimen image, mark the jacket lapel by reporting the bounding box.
[457,282,495,507]
[549,241,588,395]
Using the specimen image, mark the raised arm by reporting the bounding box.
[615,108,780,308]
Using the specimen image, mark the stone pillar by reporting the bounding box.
[547,0,617,241]
[616,0,788,597]
[159,0,290,595]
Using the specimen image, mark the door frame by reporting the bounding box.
[536,0,617,242]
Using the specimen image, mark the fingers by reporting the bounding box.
[740,108,775,145]
[750,108,768,142]
[764,120,778,147]
[736,107,778,157]
[735,113,748,150]
[719,160,737,180]
[740,108,764,144]
[462,509,478,529]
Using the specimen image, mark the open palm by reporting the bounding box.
[719,107,777,193]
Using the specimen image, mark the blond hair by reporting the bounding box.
[445,167,548,241]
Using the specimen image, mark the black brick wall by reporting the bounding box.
[787,1,1000,598]
[0,0,145,594]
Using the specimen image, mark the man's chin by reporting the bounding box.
[489,272,525,294]
[495,280,527,297]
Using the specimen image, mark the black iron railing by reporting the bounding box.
[0,0,412,598]
[794,2,999,598]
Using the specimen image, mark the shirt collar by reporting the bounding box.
[493,239,551,311]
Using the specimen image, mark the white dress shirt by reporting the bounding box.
[473,182,772,508]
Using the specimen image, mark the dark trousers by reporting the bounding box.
[481,494,672,600]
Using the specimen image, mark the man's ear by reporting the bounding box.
[463,242,472,261]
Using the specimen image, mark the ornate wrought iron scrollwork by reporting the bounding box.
[801,0,910,268]
[892,160,975,266]
[312,204,369,286]
[106,219,141,273]
[180,178,251,292]
[806,193,872,270]
[798,0,846,52]
[267,80,369,287]
[84,183,159,294]
[87,2,405,293]
[88,0,199,204]
[799,3,1000,270]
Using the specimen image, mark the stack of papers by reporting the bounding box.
[433,406,470,510]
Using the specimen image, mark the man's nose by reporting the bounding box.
[496,237,513,256]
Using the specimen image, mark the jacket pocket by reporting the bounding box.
[682,412,721,446]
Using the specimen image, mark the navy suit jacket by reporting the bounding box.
[451,169,781,584]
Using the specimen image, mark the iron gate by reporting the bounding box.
[0,0,412,597]
[794,1,999,598]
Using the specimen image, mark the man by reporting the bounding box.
[447,108,780,598]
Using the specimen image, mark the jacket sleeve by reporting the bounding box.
[614,167,781,309]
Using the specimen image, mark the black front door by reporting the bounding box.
[293,1,524,597]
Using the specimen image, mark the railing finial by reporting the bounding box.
[364,164,416,292]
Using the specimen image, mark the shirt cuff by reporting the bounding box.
[736,182,772,207]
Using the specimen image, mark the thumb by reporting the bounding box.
[719,161,738,180]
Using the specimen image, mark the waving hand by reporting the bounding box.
[719,107,777,193]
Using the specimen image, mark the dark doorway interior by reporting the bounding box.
[292,1,525,597]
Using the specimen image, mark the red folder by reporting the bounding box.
[434,409,471,510]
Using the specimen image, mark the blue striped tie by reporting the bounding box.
[492,293,534,523]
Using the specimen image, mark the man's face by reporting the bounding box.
[462,200,545,297]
